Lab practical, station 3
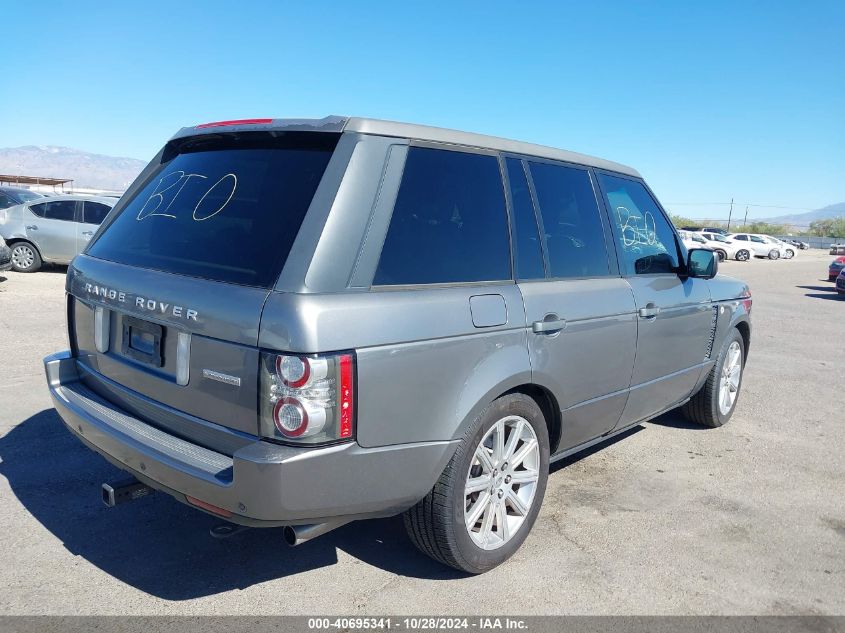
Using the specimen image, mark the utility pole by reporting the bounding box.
[743,205,749,229]
[726,198,734,231]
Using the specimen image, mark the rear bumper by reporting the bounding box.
[45,351,458,526]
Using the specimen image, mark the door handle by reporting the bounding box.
[82,231,94,236]
[25,225,38,230]
[532,316,566,334]
[638,304,660,319]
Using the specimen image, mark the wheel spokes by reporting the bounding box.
[466,491,491,528]
[479,498,496,542]
[503,419,524,462]
[495,501,509,542]
[465,475,492,496]
[493,419,505,463]
[506,490,529,517]
[510,438,538,469]
[509,468,539,485]
[729,370,740,390]
[475,445,495,474]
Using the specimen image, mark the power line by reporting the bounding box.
[665,201,821,212]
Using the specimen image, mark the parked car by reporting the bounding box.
[829,257,845,281]
[43,116,752,574]
[0,236,11,272]
[0,186,45,211]
[837,269,845,295]
[0,195,115,272]
[680,226,727,235]
[677,230,715,254]
[695,231,749,261]
[781,238,808,250]
[728,233,788,259]
[764,236,797,259]
[831,244,845,256]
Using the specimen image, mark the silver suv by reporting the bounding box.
[44,117,751,573]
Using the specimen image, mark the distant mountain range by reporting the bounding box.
[759,202,845,227]
[0,146,146,191]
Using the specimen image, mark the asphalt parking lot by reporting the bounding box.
[0,251,842,616]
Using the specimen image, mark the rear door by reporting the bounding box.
[595,172,714,427]
[510,157,637,451]
[77,200,112,253]
[27,199,78,262]
[68,131,338,437]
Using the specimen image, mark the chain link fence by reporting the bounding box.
[774,235,845,250]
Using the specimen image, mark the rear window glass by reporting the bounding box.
[506,158,545,280]
[528,162,609,278]
[83,201,112,225]
[40,200,77,221]
[15,190,44,203]
[88,133,336,287]
[374,147,510,286]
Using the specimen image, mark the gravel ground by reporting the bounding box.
[0,251,842,615]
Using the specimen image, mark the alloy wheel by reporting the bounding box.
[464,415,540,550]
[719,341,742,415]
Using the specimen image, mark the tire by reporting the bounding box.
[10,242,42,272]
[715,250,727,262]
[682,329,745,428]
[735,249,750,262]
[404,393,550,574]
[784,249,794,259]
[768,249,780,260]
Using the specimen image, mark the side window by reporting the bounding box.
[29,202,47,218]
[373,147,510,285]
[734,235,748,241]
[527,161,609,278]
[83,201,111,225]
[598,173,679,275]
[750,236,765,243]
[42,200,77,222]
[0,193,16,210]
[505,158,544,280]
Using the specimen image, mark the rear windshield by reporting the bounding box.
[14,190,44,203]
[87,133,337,287]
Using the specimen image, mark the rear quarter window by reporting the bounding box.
[373,147,510,286]
[83,201,112,225]
[87,133,337,287]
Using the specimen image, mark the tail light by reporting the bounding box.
[741,289,752,312]
[260,351,355,445]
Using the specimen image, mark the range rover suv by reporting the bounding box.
[44,117,751,573]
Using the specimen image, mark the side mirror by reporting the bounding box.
[687,248,718,279]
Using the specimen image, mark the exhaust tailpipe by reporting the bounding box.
[102,478,153,507]
[283,519,350,546]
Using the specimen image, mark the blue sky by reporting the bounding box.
[1,1,842,220]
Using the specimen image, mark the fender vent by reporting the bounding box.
[704,306,719,360]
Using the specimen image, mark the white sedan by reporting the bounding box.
[696,231,751,262]
[727,233,793,260]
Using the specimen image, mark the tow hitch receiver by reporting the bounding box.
[102,478,154,507]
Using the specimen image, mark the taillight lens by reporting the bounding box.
[260,351,355,444]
